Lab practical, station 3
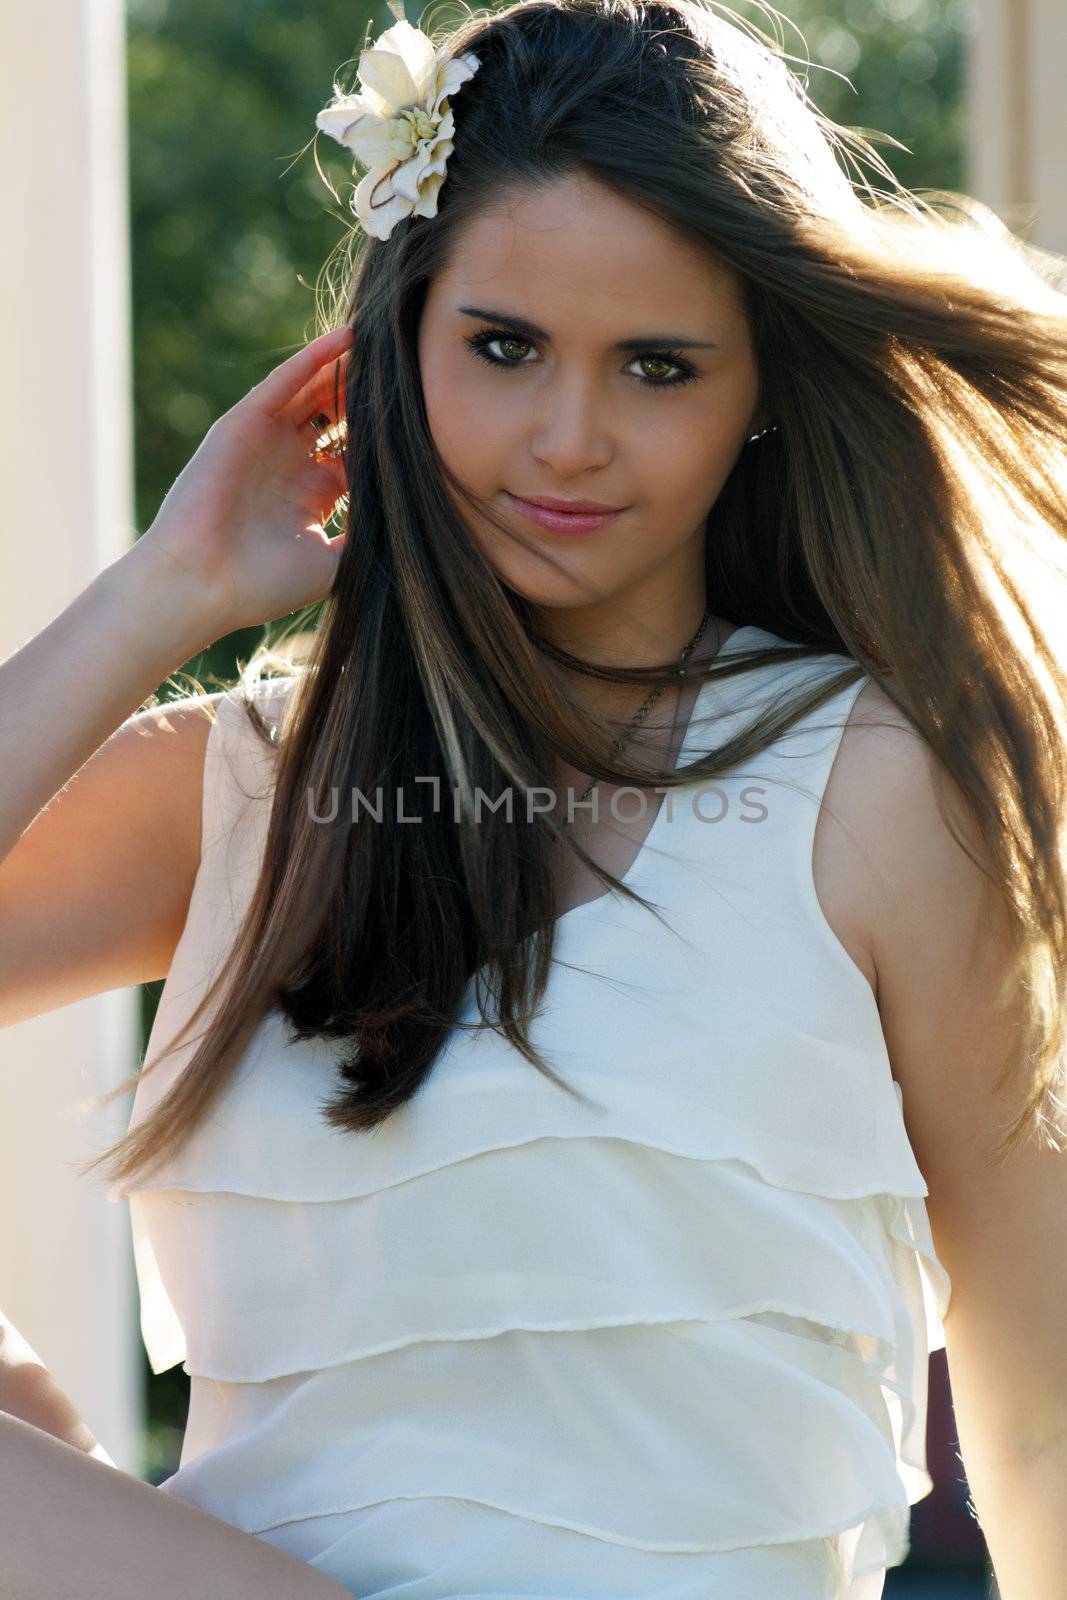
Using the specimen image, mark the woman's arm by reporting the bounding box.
[0,324,350,874]
[0,329,350,1029]
[0,1311,113,1461]
[829,686,1067,1598]
[0,536,216,872]
[0,1411,356,1600]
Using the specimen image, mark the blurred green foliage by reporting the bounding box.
[125,0,973,1491]
[767,0,971,192]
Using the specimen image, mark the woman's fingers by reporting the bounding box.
[280,351,351,432]
[246,326,354,419]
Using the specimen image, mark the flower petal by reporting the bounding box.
[430,50,480,119]
[428,108,455,151]
[357,46,418,115]
[317,99,399,169]
[315,95,382,143]
[353,165,413,242]
[411,169,446,219]
[358,18,440,115]
[375,20,440,102]
[390,145,438,204]
[418,128,453,184]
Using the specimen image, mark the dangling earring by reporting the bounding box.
[746,423,778,444]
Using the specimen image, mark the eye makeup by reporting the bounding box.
[462,325,701,390]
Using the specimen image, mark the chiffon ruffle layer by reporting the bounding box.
[119,1024,949,1587]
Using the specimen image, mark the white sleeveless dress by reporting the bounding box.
[108,625,952,1600]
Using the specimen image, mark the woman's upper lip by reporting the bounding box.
[508,491,625,514]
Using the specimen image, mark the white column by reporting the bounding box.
[0,0,143,1471]
[1028,0,1067,256]
[968,0,1067,254]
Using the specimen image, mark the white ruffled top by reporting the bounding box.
[109,626,952,1600]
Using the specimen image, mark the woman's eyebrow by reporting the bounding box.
[456,304,717,352]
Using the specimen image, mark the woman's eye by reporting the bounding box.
[463,329,697,389]
[498,336,534,363]
[635,354,677,384]
[469,333,535,366]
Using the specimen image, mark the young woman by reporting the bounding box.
[2,1,1067,1596]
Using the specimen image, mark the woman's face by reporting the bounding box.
[417,172,765,646]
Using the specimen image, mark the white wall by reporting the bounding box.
[0,0,143,1472]
[968,0,1067,254]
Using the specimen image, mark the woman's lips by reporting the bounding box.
[504,491,626,535]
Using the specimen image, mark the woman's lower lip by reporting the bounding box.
[505,492,624,534]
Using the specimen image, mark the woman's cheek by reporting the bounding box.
[651,422,744,522]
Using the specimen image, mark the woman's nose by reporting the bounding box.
[528,372,615,477]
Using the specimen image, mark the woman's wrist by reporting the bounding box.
[111,531,229,669]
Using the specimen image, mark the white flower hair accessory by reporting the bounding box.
[315,6,480,243]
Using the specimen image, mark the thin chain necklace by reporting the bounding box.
[567,603,713,816]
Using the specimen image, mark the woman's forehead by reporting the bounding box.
[427,176,748,334]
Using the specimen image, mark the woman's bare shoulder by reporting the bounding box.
[0,689,225,1028]
[814,672,990,1005]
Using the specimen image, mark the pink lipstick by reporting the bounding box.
[504,491,626,535]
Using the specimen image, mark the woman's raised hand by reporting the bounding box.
[136,326,356,638]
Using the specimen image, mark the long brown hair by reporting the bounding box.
[85,0,1067,1192]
